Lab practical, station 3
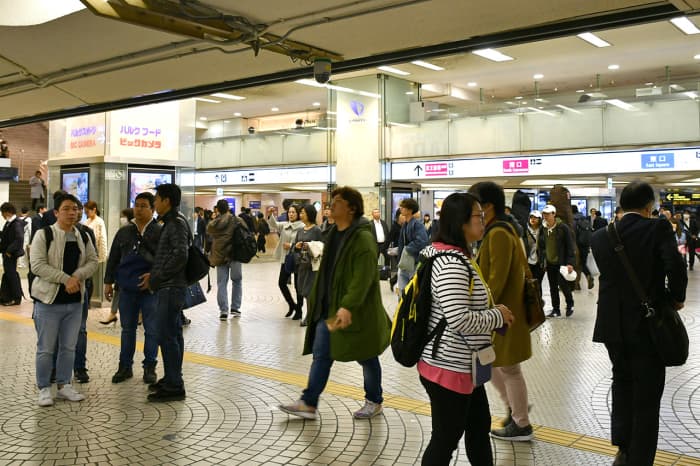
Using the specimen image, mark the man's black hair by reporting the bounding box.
[216,199,230,215]
[468,181,505,216]
[331,186,364,219]
[154,183,182,208]
[619,181,655,211]
[399,198,419,214]
[0,202,16,215]
[571,204,579,214]
[135,191,155,208]
[54,193,80,211]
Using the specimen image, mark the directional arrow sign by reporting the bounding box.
[414,164,423,176]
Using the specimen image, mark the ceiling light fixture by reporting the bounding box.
[467,82,477,87]
[608,64,620,70]
[533,73,544,80]
[199,117,207,120]
[695,54,700,59]
[233,112,242,117]
[377,65,410,76]
[576,32,611,47]
[514,96,523,100]
[312,102,321,106]
[605,99,637,111]
[472,48,514,62]
[576,89,585,93]
[670,16,700,35]
[405,91,414,95]
[645,82,654,86]
[411,60,444,71]
[528,107,555,116]
[194,97,221,103]
[211,92,246,100]
[555,104,583,114]
[271,107,279,112]
[295,79,381,99]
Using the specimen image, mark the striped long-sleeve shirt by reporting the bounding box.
[420,245,504,373]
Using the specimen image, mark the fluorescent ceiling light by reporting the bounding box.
[608,64,620,70]
[521,179,606,186]
[533,73,544,80]
[194,97,221,103]
[514,96,523,100]
[472,48,514,62]
[555,104,582,114]
[576,89,586,93]
[605,99,637,111]
[233,112,242,117]
[577,32,611,47]
[587,92,608,98]
[645,82,654,86]
[377,65,410,76]
[211,92,246,100]
[405,91,414,95]
[695,54,700,59]
[467,82,477,87]
[199,117,207,120]
[295,79,381,99]
[312,102,321,106]
[411,60,444,71]
[527,107,555,116]
[271,107,279,112]
[670,16,700,35]
[0,0,86,26]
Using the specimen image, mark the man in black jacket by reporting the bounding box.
[369,208,390,266]
[104,192,162,385]
[681,209,698,271]
[0,202,25,305]
[147,183,189,402]
[591,182,687,466]
[539,204,576,317]
[589,207,608,231]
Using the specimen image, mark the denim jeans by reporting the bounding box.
[301,318,383,408]
[35,301,82,388]
[216,261,242,312]
[119,289,158,369]
[154,287,185,389]
[397,268,413,299]
[73,279,92,370]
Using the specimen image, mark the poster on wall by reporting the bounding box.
[61,170,89,205]
[128,169,174,207]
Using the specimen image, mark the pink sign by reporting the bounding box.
[502,159,529,174]
[425,162,448,176]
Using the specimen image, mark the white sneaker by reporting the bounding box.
[37,387,53,407]
[56,384,85,402]
[353,400,383,419]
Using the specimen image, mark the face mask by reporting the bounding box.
[120,217,129,226]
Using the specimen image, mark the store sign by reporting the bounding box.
[108,101,179,160]
[392,147,700,180]
[193,165,335,186]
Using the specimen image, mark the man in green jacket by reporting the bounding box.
[279,186,390,420]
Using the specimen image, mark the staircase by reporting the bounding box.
[9,181,36,212]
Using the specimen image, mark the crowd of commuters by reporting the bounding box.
[0,172,691,465]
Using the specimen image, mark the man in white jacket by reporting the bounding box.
[30,193,98,407]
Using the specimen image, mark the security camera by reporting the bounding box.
[313,58,331,84]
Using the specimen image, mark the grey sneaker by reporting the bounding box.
[278,400,317,420]
[490,422,533,441]
[56,384,85,402]
[353,400,383,419]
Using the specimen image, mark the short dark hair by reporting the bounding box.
[20,207,29,215]
[571,204,579,214]
[619,181,655,211]
[0,202,16,215]
[300,203,318,225]
[135,192,155,208]
[331,186,364,219]
[36,203,45,211]
[282,199,293,210]
[469,181,505,216]
[121,208,134,221]
[54,193,80,211]
[215,199,230,215]
[35,170,41,176]
[154,183,182,208]
[434,193,481,252]
[399,198,419,214]
[84,200,100,216]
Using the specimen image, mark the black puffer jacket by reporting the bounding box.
[150,209,189,290]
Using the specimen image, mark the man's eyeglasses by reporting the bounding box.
[472,211,485,223]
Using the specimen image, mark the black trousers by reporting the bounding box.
[376,241,389,267]
[545,263,574,311]
[32,196,44,211]
[688,237,697,268]
[528,263,545,301]
[605,343,666,466]
[579,246,591,277]
[278,264,298,309]
[420,377,493,466]
[0,255,23,302]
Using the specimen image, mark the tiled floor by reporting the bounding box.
[1,256,699,465]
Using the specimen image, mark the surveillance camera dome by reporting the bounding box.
[313,58,331,84]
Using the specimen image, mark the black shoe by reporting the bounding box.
[547,310,561,318]
[566,308,574,317]
[147,387,186,402]
[230,309,241,318]
[111,366,133,384]
[300,318,308,327]
[292,310,302,320]
[219,312,228,321]
[285,306,295,318]
[74,368,90,383]
[143,366,157,384]
[613,449,628,466]
[182,316,191,326]
[148,377,166,392]
[1,298,21,306]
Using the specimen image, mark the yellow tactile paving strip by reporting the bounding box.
[2,309,699,466]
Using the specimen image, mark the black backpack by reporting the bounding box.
[230,221,257,263]
[575,216,592,248]
[390,252,471,367]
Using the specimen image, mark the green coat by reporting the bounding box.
[303,219,391,362]
[477,220,532,367]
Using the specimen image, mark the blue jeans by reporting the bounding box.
[216,261,242,312]
[35,301,82,388]
[301,318,383,408]
[119,289,158,369]
[73,279,93,370]
[154,287,185,389]
[397,268,413,299]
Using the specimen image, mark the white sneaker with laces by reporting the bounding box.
[37,387,53,407]
[353,400,383,419]
[56,384,85,402]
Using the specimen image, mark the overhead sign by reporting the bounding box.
[392,147,700,180]
[191,165,335,186]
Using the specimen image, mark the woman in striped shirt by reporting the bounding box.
[418,192,514,466]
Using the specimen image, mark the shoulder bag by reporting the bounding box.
[606,223,689,367]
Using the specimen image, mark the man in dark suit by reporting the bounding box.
[591,182,687,466]
[680,209,698,271]
[589,207,608,231]
[0,202,25,305]
[369,208,390,266]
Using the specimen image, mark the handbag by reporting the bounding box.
[283,250,296,274]
[183,282,206,310]
[459,333,495,386]
[606,223,689,367]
